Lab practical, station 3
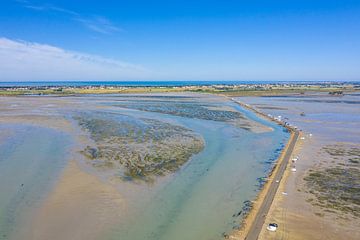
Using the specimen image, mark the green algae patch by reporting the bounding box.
[75,112,204,182]
[112,99,245,122]
[108,96,272,132]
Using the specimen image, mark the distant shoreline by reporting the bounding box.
[1,80,359,88]
[0,81,358,96]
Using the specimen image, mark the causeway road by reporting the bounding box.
[245,130,299,240]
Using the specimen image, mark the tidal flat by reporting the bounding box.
[76,112,204,182]
[0,93,288,240]
[237,92,360,240]
[304,145,360,218]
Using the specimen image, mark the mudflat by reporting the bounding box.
[0,93,288,240]
[237,92,360,240]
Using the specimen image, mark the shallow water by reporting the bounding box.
[0,94,289,240]
[96,98,289,240]
[237,93,360,142]
[0,125,71,240]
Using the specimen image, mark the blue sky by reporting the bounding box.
[0,0,360,81]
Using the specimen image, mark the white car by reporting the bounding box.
[267,223,278,232]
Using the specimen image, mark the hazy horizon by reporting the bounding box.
[0,79,359,84]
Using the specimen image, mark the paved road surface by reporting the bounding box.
[245,130,299,240]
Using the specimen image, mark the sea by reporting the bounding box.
[0,80,355,87]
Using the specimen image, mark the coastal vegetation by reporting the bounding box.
[0,82,358,96]
[75,112,204,182]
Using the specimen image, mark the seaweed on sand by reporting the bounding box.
[112,100,246,122]
[304,167,360,217]
[304,145,360,218]
[75,112,204,182]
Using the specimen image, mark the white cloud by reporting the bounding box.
[0,38,149,81]
[15,1,121,35]
[75,16,123,34]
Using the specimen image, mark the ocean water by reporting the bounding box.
[0,125,71,240]
[0,80,355,87]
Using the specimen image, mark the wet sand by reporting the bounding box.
[236,92,360,240]
[258,138,359,240]
[27,160,125,240]
[0,96,126,240]
[1,93,285,240]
